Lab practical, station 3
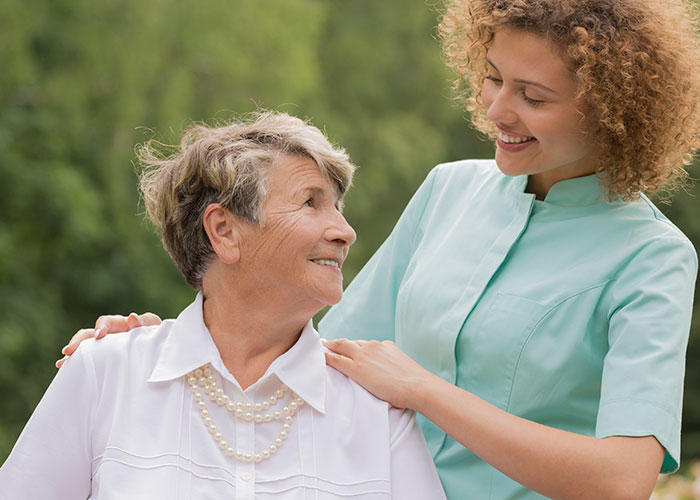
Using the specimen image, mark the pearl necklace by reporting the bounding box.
[186,364,304,463]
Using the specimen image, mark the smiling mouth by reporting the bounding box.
[497,131,535,144]
[310,259,340,268]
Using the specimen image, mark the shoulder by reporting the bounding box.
[612,196,697,268]
[71,320,176,378]
[430,158,501,187]
[321,364,416,439]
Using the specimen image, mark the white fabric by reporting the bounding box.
[0,293,446,499]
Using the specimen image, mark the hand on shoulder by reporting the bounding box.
[56,312,162,368]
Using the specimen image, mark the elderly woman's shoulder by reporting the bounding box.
[71,321,175,371]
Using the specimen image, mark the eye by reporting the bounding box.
[304,197,314,208]
[521,90,545,106]
[485,75,503,85]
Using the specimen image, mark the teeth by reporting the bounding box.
[498,131,534,144]
[311,259,339,268]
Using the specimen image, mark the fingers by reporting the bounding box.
[139,312,162,326]
[94,315,131,338]
[55,356,67,369]
[322,338,362,358]
[324,351,354,376]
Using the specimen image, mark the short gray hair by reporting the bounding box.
[137,110,356,289]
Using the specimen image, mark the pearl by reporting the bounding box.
[187,363,305,464]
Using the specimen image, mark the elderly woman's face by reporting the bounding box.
[481,28,597,182]
[237,155,356,312]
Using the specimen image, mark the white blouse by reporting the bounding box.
[0,294,446,499]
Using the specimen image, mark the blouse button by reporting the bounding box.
[240,472,252,481]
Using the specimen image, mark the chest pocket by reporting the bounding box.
[457,293,549,410]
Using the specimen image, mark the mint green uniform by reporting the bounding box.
[319,160,697,499]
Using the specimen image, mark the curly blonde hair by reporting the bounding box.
[439,0,700,199]
[137,111,356,289]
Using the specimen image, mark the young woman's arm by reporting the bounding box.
[324,339,664,500]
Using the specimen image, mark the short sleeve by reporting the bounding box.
[597,236,698,473]
[387,407,446,499]
[0,342,97,499]
[319,166,439,341]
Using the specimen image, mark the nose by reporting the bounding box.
[484,85,518,125]
[326,209,356,248]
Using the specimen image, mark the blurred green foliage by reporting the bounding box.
[0,0,699,469]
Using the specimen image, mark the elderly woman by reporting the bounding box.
[61,1,700,499]
[0,112,446,499]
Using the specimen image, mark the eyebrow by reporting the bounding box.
[298,185,344,208]
[486,58,559,96]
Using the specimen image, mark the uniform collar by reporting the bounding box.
[148,292,327,414]
[539,173,606,206]
[510,173,606,207]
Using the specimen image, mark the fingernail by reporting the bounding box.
[61,345,69,355]
[94,328,101,338]
[129,312,137,318]
[55,358,63,368]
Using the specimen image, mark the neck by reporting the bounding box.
[201,270,311,390]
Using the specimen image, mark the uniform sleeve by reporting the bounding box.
[387,407,446,500]
[0,342,97,499]
[319,166,440,341]
[596,236,698,473]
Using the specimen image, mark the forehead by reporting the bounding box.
[488,28,576,92]
[267,154,334,198]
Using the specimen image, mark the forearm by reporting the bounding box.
[412,371,662,500]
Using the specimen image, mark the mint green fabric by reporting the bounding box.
[319,160,697,500]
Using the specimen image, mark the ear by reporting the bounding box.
[202,203,241,265]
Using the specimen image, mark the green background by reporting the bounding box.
[1,0,699,471]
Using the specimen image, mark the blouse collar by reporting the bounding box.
[148,292,327,414]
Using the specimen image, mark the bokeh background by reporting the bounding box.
[1,0,699,493]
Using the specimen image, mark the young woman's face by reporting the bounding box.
[481,28,598,185]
